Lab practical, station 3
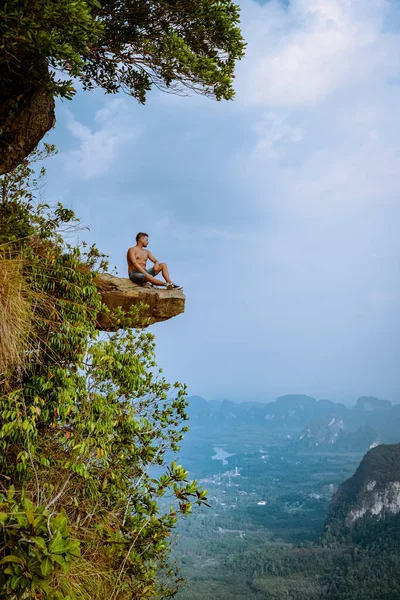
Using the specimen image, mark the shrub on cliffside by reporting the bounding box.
[0,151,207,599]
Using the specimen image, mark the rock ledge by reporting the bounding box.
[95,273,185,330]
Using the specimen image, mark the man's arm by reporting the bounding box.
[147,251,159,266]
[127,248,147,274]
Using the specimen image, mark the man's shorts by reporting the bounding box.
[128,266,156,285]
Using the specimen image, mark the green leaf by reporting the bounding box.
[32,536,47,551]
[22,497,35,512]
[51,554,67,569]
[15,513,28,527]
[52,515,68,531]
[33,514,46,529]
[40,557,52,578]
[0,556,25,566]
[66,540,80,557]
[37,577,52,593]
[10,575,22,590]
[49,531,66,554]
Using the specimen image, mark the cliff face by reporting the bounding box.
[325,444,400,530]
[95,273,185,330]
[346,481,400,524]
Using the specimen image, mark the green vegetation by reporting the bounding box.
[0,149,208,599]
[0,0,245,175]
[0,0,245,102]
[324,443,400,541]
[323,515,400,600]
[169,418,400,600]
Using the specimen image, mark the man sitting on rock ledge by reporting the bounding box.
[127,232,183,290]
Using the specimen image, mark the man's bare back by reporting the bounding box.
[127,232,182,290]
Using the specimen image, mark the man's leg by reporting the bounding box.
[144,264,183,290]
[154,262,172,284]
[143,274,166,287]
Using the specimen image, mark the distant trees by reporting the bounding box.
[323,512,400,599]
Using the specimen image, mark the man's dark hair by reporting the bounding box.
[136,232,149,243]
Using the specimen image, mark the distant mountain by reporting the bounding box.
[264,395,347,426]
[320,444,400,599]
[356,396,392,412]
[298,416,345,448]
[346,398,400,443]
[325,443,400,532]
[340,426,379,452]
[296,417,378,452]
[186,394,347,429]
[186,395,400,444]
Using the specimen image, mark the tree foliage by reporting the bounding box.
[0,0,245,102]
[0,149,208,599]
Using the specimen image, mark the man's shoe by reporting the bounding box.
[166,283,183,291]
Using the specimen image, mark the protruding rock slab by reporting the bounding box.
[96,273,185,330]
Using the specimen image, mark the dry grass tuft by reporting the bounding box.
[0,254,32,375]
[59,553,116,600]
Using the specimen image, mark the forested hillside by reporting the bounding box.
[322,444,400,600]
[173,399,400,600]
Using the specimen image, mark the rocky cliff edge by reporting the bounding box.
[95,273,185,330]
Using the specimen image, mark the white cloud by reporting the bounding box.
[233,0,400,218]
[252,112,304,158]
[238,0,399,108]
[63,99,139,180]
[47,0,400,401]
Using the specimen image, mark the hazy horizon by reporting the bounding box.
[186,392,398,406]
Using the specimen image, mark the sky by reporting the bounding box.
[44,0,400,404]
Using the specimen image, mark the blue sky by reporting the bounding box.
[44,0,400,404]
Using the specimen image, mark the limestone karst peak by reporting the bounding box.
[325,443,400,530]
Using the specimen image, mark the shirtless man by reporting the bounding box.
[127,232,182,290]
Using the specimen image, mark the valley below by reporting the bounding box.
[173,395,400,600]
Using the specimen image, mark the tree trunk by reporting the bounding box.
[0,63,55,175]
